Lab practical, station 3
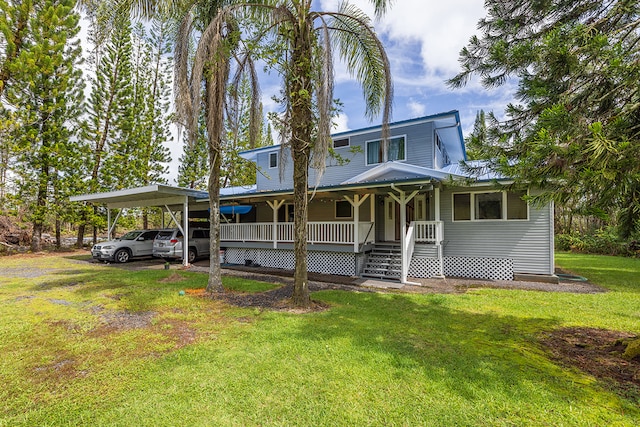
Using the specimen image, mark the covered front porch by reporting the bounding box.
[219,174,447,283]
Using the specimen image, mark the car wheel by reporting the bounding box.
[114,249,131,263]
[188,248,197,263]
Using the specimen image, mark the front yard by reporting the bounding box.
[0,252,638,426]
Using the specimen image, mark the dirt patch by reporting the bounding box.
[95,310,156,331]
[541,327,640,400]
[158,272,187,283]
[211,283,331,313]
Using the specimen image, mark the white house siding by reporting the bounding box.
[440,187,554,275]
[255,122,436,192]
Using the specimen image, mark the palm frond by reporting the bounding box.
[327,2,393,130]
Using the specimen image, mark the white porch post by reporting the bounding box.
[389,185,418,284]
[183,196,189,266]
[370,195,375,240]
[266,200,285,249]
[344,194,370,252]
[107,209,111,240]
[434,186,444,277]
[353,195,359,252]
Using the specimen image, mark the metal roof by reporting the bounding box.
[69,184,210,210]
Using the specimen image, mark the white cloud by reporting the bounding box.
[321,0,485,82]
[407,100,427,118]
[332,113,350,133]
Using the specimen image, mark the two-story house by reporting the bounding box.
[217,110,555,283]
[71,110,554,283]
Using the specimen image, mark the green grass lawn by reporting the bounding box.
[0,253,638,426]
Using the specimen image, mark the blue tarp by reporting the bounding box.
[219,205,252,215]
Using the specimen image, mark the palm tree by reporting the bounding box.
[229,0,393,306]
[172,1,262,293]
[111,0,393,306]
[112,0,261,293]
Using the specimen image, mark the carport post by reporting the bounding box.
[183,196,189,266]
[107,209,123,240]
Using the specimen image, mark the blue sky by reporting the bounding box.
[77,1,516,184]
[259,0,515,138]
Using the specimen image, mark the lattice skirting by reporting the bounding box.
[409,256,513,281]
[224,248,364,277]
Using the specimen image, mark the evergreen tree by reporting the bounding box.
[7,0,84,251]
[177,110,209,190]
[99,15,136,190]
[131,19,172,189]
[449,0,640,238]
[222,74,266,187]
[0,0,35,208]
[464,110,488,161]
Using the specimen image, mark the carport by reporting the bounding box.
[70,184,209,266]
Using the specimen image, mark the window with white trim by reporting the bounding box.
[333,138,349,148]
[269,152,277,168]
[366,136,406,165]
[335,200,353,219]
[453,190,528,221]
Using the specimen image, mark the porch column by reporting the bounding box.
[370,195,375,239]
[434,186,444,277]
[183,196,189,266]
[344,194,370,252]
[389,185,418,284]
[107,209,111,240]
[266,200,285,249]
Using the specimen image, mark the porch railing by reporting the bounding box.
[220,221,375,245]
[413,221,443,243]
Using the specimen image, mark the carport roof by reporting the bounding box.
[69,184,209,209]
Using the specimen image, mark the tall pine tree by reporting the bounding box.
[7,0,84,251]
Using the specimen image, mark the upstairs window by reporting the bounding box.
[453,190,528,221]
[366,136,406,165]
[269,152,278,168]
[333,138,349,148]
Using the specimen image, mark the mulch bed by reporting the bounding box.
[541,327,640,400]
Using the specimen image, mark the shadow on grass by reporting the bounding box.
[287,291,630,413]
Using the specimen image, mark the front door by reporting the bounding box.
[384,194,429,241]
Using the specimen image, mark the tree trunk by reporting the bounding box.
[55,216,61,249]
[76,223,85,248]
[203,49,229,294]
[288,18,313,308]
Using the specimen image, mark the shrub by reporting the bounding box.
[555,228,634,256]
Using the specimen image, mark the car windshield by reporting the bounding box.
[119,231,142,240]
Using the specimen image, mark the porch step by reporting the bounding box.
[361,243,403,281]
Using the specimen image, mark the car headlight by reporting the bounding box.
[102,245,115,250]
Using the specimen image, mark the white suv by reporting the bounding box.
[153,228,210,263]
[91,230,162,263]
